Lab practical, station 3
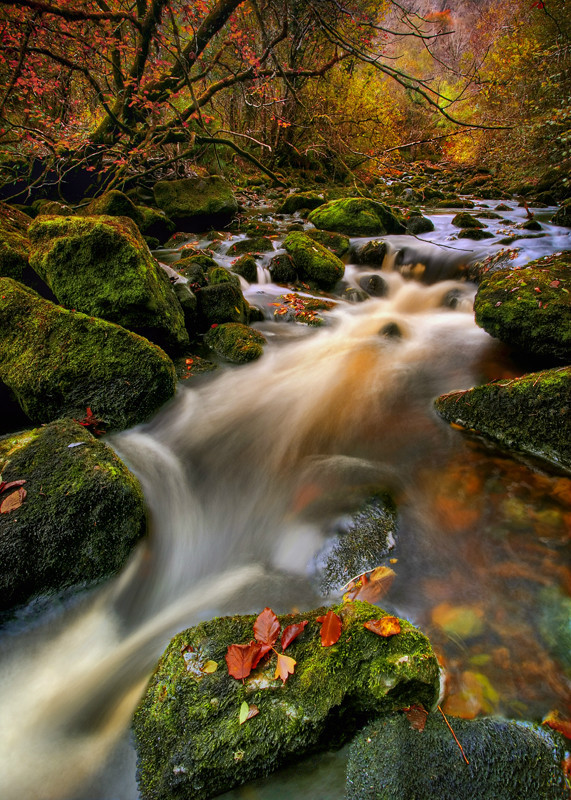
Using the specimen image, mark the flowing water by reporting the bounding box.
[0,201,569,800]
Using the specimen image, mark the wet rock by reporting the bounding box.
[28,215,188,352]
[277,191,326,214]
[133,601,440,800]
[308,198,406,237]
[521,219,542,231]
[0,201,31,280]
[456,228,494,240]
[346,715,569,800]
[136,205,176,243]
[204,322,266,363]
[0,278,177,431]
[226,236,274,256]
[195,279,250,329]
[551,199,571,228]
[433,198,475,209]
[405,214,434,235]
[451,212,484,229]
[359,274,388,297]
[153,176,238,231]
[351,239,388,266]
[85,189,145,228]
[435,367,571,470]
[495,203,512,211]
[268,253,297,283]
[306,229,350,257]
[176,254,217,280]
[231,254,258,283]
[0,419,146,612]
[283,231,344,288]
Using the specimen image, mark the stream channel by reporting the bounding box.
[0,199,570,799]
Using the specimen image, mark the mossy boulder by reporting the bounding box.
[346,715,569,800]
[226,236,274,256]
[85,190,145,228]
[0,201,31,280]
[552,199,571,228]
[405,214,434,235]
[28,215,188,352]
[268,253,297,283]
[352,239,388,266]
[434,367,571,469]
[204,322,266,363]
[133,601,440,800]
[176,254,216,282]
[277,191,326,215]
[0,419,146,611]
[433,198,475,209]
[195,280,250,329]
[308,198,406,237]
[0,278,177,431]
[283,232,344,288]
[136,205,176,243]
[473,252,571,363]
[451,212,484,229]
[306,229,350,257]
[153,176,238,231]
[231,254,258,283]
[456,228,494,240]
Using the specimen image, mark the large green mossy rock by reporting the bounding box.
[434,367,571,469]
[153,176,238,231]
[85,189,145,228]
[28,215,188,352]
[133,601,440,800]
[306,229,350,257]
[278,191,326,215]
[552,199,571,227]
[283,231,344,288]
[226,236,274,256]
[308,198,406,237]
[474,252,571,363]
[346,715,569,800]
[0,419,146,611]
[0,201,31,280]
[204,322,266,363]
[0,279,177,431]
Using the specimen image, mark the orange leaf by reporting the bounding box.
[225,640,262,680]
[0,487,26,514]
[316,610,342,646]
[542,710,571,740]
[253,607,280,647]
[281,620,308,651]
[274,653,296,683]
[364,616,401,637]
[344,566,396,603]
[0,479,26,494]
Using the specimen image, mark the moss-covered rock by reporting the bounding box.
[204,322,266,363]
[226,236,274,256]
[277,191,326,215]
[434,367,571,469]
[308,198,406,237]
[456,228,494,240]
[195,280,250,329]
[153,176,238,231]
[451,212,484,229]
[306,229,350,257]
[133,601,440,800]
[346,715,569,800]
[473,252,571,363]
[0,419,146,611]
[176,254,216,281]
[352,239,388,266]
[28,215,188,352]
[283,232,344,288]
[552,199,571,228]
[136,205,176,243]
[405,213,434,234]
[85,190,145,228]
[0,278,177,431]
[433,198,475,209]
[231,254,258,283]
[268,253,297,283]
[0,201,31,280]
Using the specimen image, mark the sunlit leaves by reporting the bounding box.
[281,620,308,651]
[316,610,342,647]
[0,478,26,514]
[225,640,262,681]
[364,616,401,638]
[274,653,296,684]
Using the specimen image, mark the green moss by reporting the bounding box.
[176,254,216,281]
[85,190,145,228]
[457,228,494,239]
[268,253,297,283]
[204,322,266,363]
[308,198,406,236]
[405,214,434,234]
[226,237,274,256]
[0,201,31,280]
[435,367,571,469]
[136,205,176,243]
[451,212,484,229]
[0,278,177,431]
[28,215,188,352]
[0,418,146,610]
[195,281,249,328]
[306,229,350,257]
[231,254,258,283]
[474,252,571,362]
[133,600,440,800]
[277,192,326,215]
[283,232,344,288]
[153,176,238,231]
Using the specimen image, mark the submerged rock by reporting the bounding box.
[28,215,188,352]
[346,714,569,800]
[283,231,344,288]
[308,198,406,237]
[0,419,146,611]
[153,176,238,231]
[0,278,177,431]
[204,322,266,363]
[133,601,440,800]
[0,201,31,280]
[434,367,571,469]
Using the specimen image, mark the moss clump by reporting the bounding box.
[346,715,569,800]
[306,229,350,257]
[283,232,344,288]
[451,212,484,229]
[28,214,188,352]
[552,199,571,228]
[0,278,177,431]
[308,198,406,237]
[277,191,326,215]
[226,236,274,256]
[434,367,571,469]
[204,322,266,363]
[0,201,31,280]
[405,214,434,234]
[195,280,250,329]
[268,253,297,284]
[231,254,258,283]
[85,190,145,228]
[136,205,176,243]
[133,601,440,800]
[457,228,494,240]
[474,252,571,363]
[153,176,238,231]
[0,419,146,611]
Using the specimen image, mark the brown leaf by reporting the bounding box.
[316,610,342,647]
[253,607,280,647]
[225,641,262,680]
[281,620,308,651]
[344,566,396,603]
[364,616,401,637]
[0,487,26,514]
[404,703,428,731]
[274,653,296,683]
[239,701,259,724]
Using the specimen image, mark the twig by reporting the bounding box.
[438,705,470,765]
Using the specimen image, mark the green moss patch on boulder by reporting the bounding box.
[0,201,31,280]
[434,367,571,469]
[195,280,250,329]
[226,236,274,256]
[552,199,571,228]
[85,189,145,228]
[231,254,258,283]
[456,228,494,240]
[451,212,484,229]
[306,229,350,257]
[136,205,176,243]
[473,252,571,363]
[0,278,177,431]
[133,600,440,800]
[204,322,266,363]
[153,176,238,231]
[28,214,188,352]
[308,198,406,237]
[346,715,569,800]
[283,231,344,288]
[0,419,146,611]
[405,213,435,234]
[277,191,326,215]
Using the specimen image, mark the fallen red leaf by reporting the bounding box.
[344,565,396,603]
[543,710,571,740]
[403,703,428,731]
[364,616,401,637]
[225,640,262,680]
[316,610,342,646]
[281,620,308,651]
[274,653,296,683]
[0,479,26,494]
[253,607,280,647]
[0,487,26,514]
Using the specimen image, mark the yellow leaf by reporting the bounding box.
[202,660,218,674]
[274,653,296,684]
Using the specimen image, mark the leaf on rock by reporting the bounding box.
[274,653,296,683]
[201,660,218,674]
[542,710,571,740]
[403,703,428,731]
[364,616,401,637]
[225,641,262,680]
[316,610,342,646]
[344,565,396,603]
[0,479,26,494]
[239,701,259,725]
[253,607,280,647]
[281,620,308,651]
[0,487,26,514]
